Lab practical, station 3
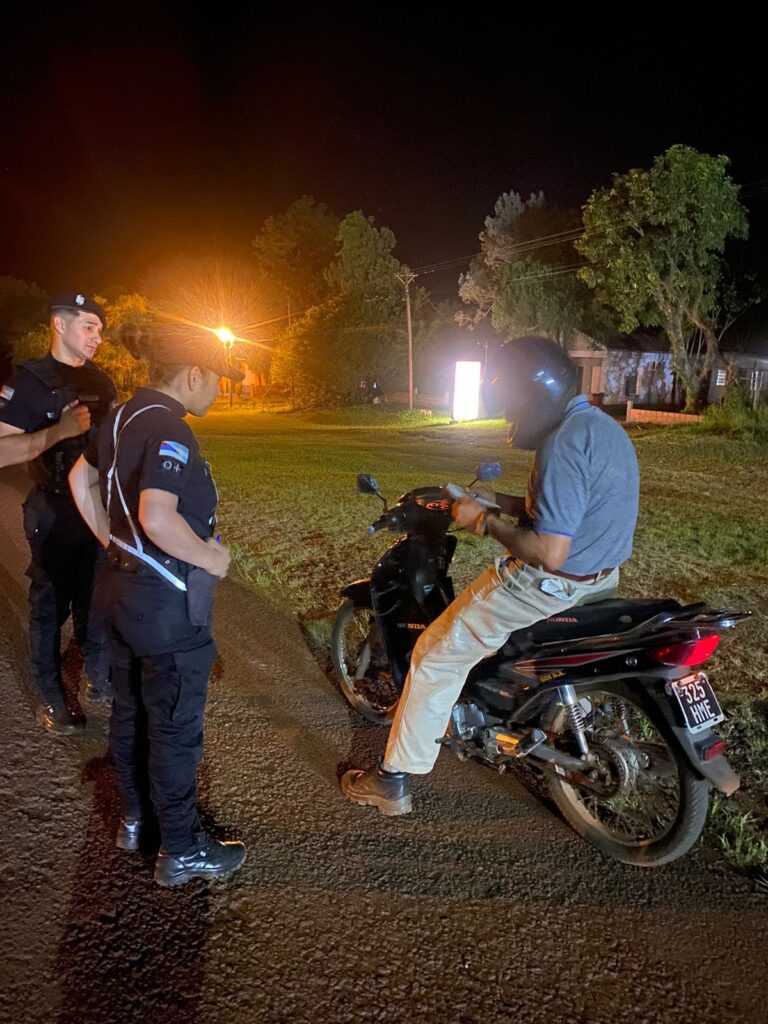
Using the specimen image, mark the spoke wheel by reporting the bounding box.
[331,600,399,724]
[546,682,710,866]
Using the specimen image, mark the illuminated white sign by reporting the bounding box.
[453,361,482,420]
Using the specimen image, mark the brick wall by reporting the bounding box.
[625,402,702,424]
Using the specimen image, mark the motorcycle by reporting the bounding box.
[331,464,748,866]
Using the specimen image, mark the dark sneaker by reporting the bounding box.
[154,833,247,887]
[116,818,142,852]
[84,678,112,705]
[35,702,86,735]
[341,762,412,816]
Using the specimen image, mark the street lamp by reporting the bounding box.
[215,326,236,408]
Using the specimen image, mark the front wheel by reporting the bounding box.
[331,599,400,725]
[545,681,710,866]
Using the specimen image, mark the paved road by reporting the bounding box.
[0,465,765,1024]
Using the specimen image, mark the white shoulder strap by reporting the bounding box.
[107,403,188,592]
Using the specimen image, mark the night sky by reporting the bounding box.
[2,8,765,296]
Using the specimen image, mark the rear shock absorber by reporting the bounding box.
[558,684,589,758]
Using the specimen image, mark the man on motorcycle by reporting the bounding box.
[341,336,640,815]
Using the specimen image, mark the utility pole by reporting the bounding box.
[396,270,417,410]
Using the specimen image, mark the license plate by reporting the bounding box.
[670,672,725,734]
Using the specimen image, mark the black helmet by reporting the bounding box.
[483,336,579,449]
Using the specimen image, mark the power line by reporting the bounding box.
[409,174,768,281]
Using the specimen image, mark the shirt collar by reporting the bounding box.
[134,387,186,418]
[562,394,591,418]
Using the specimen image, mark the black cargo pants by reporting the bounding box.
[22,487,110,705]
[105,565,216,854]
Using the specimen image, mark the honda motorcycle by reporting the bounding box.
[331,464,748,866]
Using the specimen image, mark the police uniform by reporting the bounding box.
[0,300,115,716]
[85,387,219,855]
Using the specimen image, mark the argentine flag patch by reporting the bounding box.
[159,440,190,464]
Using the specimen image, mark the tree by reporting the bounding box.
[459,191,546,326]
[0,277,49,372]
[0,277,48,341]
[252,195,340,310]
[458,190,592,347]
[576,145,749,410]
[271,211,435,406]
[92,293,152,394]
[492,257,590,347]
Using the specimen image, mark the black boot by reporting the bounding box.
[154,833,247,887]
[341,761,412,815]
[35,702,86,735]
[116,818,142,852]
[84,677,112,705]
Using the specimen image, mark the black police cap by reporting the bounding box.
[48,292,107,327]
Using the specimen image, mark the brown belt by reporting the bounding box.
[510,558,616,584]
[552,566,615,583]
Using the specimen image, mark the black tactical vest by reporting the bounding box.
[20,357,114,493]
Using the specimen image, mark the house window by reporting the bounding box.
[716,369,727,387]
[624,372,638,397]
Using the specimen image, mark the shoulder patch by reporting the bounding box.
[1,385,15,401]
[159,440,189,464]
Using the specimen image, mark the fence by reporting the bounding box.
[625,400,702,424]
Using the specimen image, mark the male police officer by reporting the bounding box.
[0,292,116,733]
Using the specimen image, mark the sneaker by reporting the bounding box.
[35,702,86,735]
[341,761,412,815]
[154,833,247,887]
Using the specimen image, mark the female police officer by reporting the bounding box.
[69,321,246,887]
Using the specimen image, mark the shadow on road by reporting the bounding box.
[54,755,211,1024]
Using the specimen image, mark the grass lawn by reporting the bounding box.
[194,406,768,879]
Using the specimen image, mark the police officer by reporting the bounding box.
[69,321,246,887]
[0,292,115,733]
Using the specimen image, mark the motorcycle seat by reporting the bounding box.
[503,598,682,652]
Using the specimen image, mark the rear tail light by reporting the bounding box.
[696,738,726,762]
[651,635,720,666]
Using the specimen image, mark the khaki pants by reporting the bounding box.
[384,558,620,774]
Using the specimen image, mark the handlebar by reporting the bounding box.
[368,511,404,534]
[444,482,501,513]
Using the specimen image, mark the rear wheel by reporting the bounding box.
[331,599,400,725]
[546,681,710,866]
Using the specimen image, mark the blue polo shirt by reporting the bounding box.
[524,395,639,575]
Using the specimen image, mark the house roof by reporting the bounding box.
[602,329,670,354]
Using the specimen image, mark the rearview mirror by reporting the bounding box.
[476,462,502,482]
[356,474,380,495]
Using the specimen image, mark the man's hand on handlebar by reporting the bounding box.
[451,496,486,533]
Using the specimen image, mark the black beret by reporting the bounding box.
[49,292,107,327]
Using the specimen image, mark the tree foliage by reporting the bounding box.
[252,195,339,310]
[577,145,749,408]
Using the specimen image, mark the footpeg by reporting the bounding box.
[513,728,547,758]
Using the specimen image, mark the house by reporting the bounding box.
[217,358,268,399]
[708,306,768,406]
[569,331,675,405]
